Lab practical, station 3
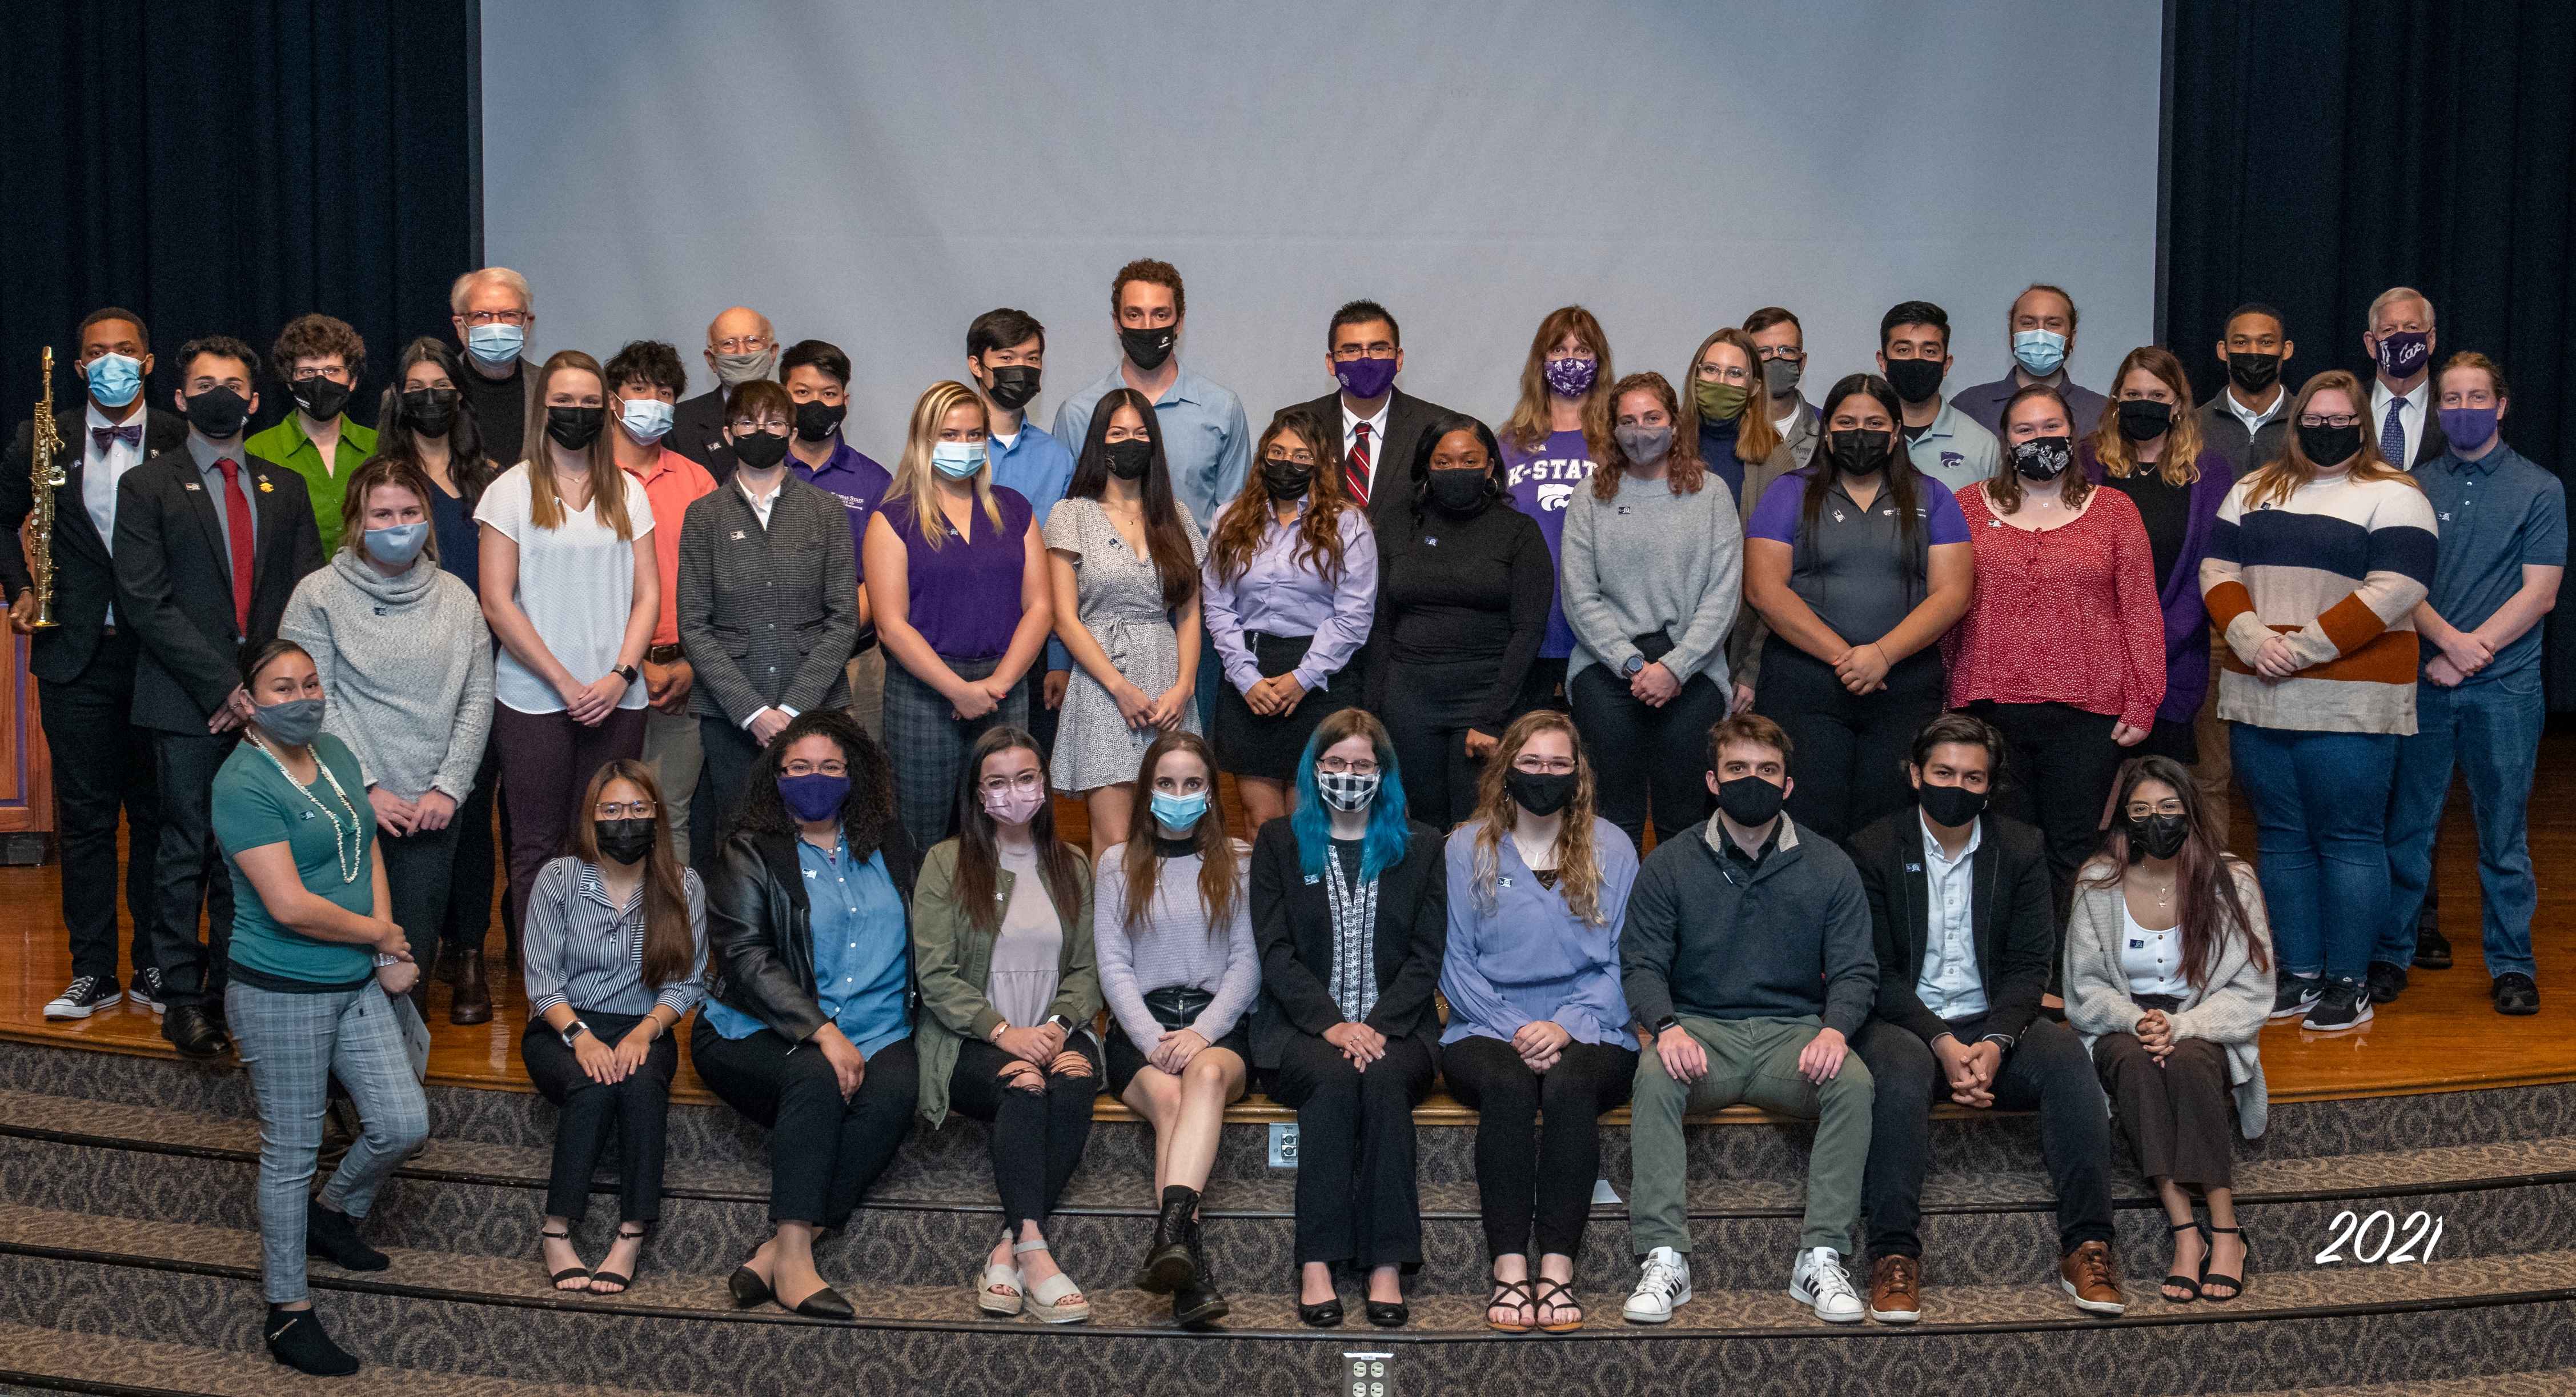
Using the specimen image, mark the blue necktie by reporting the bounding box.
[2380,398,2408,465]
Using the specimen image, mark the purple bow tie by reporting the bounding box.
[91,423,143,449]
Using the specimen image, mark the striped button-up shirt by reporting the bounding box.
[523,856,708,1020]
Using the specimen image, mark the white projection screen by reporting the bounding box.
[481,1,2162,453]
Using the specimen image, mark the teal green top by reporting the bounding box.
[212,731,379,987]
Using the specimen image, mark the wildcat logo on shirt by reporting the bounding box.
[1508,457,1594,513]
[1940,451,1964,473]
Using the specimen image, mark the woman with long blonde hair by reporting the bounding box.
[1500,305,1614,704]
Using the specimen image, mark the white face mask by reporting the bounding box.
[618,396,675,445]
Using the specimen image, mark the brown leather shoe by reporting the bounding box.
[2060,1240,2125,1315]
[450,946,493,1025]
[1867,1255,1921,1324]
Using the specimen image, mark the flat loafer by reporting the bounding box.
[1299,1299,1343,1328]
[727,1265,772,1309]
[1365,1299,1409,1328]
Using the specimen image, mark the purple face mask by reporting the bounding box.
[1543,355,1598,398]
[2374,330,2431,381]
[2438,405,2498,452]
[1333,354,1398,400]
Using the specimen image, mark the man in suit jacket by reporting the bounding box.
[0,307,186,1020]
[668,306,778,479]
[112,335,325,1056]
[1845,712,2119,1324]
[2200,302,2297,473]
[2363,286,2450,470]
[1291,300,1460,536]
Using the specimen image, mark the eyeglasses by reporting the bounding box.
[1696,362,1753,384]
[713,334,771,354]
[782,760,847,778]
[1754,346,1804,362]
[460,309,528,326]
[2124,801,2187,819]
[1331,345,1396,362]
[1511,756,1576,775]
[2299,414,2361,429]
[595,800,658,820]
[980,771,1044,794]
[1317,757,1379,776]
[1265,450,1318,467]
[729,418,790,434]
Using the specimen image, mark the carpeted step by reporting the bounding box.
[2230,1374,2576,1396]
[0,1319,715,1397]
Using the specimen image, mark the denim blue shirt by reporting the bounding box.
[989,419,1080,671]
[701,838,912,1056]
[2414,443,2567,685]
[1052,363,1251,533]
[1438,816,1639,1047]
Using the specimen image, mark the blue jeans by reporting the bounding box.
[2230,724,2397,984]
[227,982,430,1303]
[2383,671,2544,978]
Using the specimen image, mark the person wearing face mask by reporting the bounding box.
[1202,409,1376,830]
[1745,306,1821,471]
[966,310,1078,754]
[1847,715,2120,1324]
[912,728,1101,1324]
[2,307,182,1022]
[115,335,326,1057]
[2361,286,2449,470]
[770,338,893,739]
[2200,370,2435,1033]
[604,342,719,866]
[212,639,427,1376]
[1876,301,2002,495]
[1048,389,1208,859]
[1952,283,2110,439]
[475,350,659,940]
[1561,372,1743,850]
[1250,709,1447,1328]
[1052,259,1250,534]
[1367,415,1553,826]
[1500,305,1616,707]
[1679,326,1796,509]
[2200,303,2297,474]
[2066,756,2274,1306]
[1742,375,1974,843]
[280,458,493,1019]
[668,306,777,474]
[250,314,378,551]
[1291,300,1459,532]
[447,267,541,468]
[1438,712,1637,1334]
[1619,714,1876,1328]
[1093,731,1256,1328]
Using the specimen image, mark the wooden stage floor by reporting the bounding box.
[5,740,2573,1109]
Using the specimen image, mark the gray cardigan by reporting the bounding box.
[2063,856,2276,1139]
[279,550,494,802]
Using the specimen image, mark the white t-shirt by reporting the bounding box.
[474,462,655,715]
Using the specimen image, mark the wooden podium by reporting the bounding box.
[0,633,55,858]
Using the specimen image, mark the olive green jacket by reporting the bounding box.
[911,837,1099,1128]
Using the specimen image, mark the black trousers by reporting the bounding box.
[696,715,763,844]
[1855,1016,2114,1260]
[1969,700,2125,916]
[1755,641,1947,846]
[1382,657,1511,830]
[1569,664,1729,851]
[520,1009,676,1223]
[379,820,460,970]
[690,1027,919,1228]
[441,741,501,952]
[39,631,162,984]
[149,730,239,1008]
[1271,1031,1435,1269]
[2093,1003,2237,1190]
[1440,1034,1635,1262]
[948,1034,1102,1232]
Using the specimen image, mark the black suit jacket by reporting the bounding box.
[2364,373,2450,467]
[1292,387,1458,535]
[1850,807,2056,1047]
[1247,816,1447,1068]
[111,446,324,732]
[668,387,735,480]
[0,406,188,683]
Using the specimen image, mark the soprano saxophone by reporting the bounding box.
[26,347,63,629]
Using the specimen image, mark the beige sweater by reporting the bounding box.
[2063,856,2276,1139]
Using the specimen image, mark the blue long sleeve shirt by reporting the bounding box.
[1439,816,1638,1046]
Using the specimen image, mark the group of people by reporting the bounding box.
[2,263,2557,1375]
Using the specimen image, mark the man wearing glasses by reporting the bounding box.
[1291,299,1458,533]
[448,267,540,466]
[671,306,779,476]
[250,314,376,552]
[1744,307,1820,471]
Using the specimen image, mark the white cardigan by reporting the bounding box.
[2064,856,2276,1139]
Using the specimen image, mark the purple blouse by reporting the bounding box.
[881,486,1033,659]
[1199,503,1378,695]
[2080,445,2236,724]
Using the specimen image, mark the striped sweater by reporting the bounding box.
[2198,471,2437,735]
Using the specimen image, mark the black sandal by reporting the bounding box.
[538,1226,589,1291]
[587,1223,648,1295]
[2160,1220,2205,1303]
[1531,1278,1584,1333]
[1484,1278,1536,1333]
[2200,1226,2249,1302]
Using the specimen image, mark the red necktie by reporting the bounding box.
[215,458,254,636]
[1346,423,1371,506]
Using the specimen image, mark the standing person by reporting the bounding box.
[1498,306,1614,706]
[912,728,1101,1324]
[1250,710,1447,1329]
[1877,301,2001,495]
[1742,375,1974,843]
[605,341,719,865]
[1678,327,1796,509]
[2201,303,2297,473]
[1439,712,1637,1334]
[215,640,427,1376]
[864,382,1052,854]
[2,307,181,1020]
[677,378,861,836]
[250,314,377,551]
[475,350,659,938]
[1094,731,1257,1328]
[1745,306,1821,470]
[2200,370,2435,1032]
[669,306,777,473]
[1619,714,1876,1327]
[279,458,493,1010]
[448,267,540,469]
[780,338,891,739]
[115,335,325,1057]
[2382,354,2562,1015]
[695,711,920,1319]
[1369,415,1552,827]
[1291,299,1458,531]
[1201,408,1375,831]
[2361,287,2449,470]
[1561,373,1742,850]
[2066,757,2273,1305]
[1949,385,2164,914]
[1049,388,1207,858]
[1952,283,2110,438]
[966,309,1077,758]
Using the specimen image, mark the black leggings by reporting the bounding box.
[1569,663,1728,851]
[1968,700,2126,916]
[1754,640,1946,845]
[520,1009,675,1224]
[689,1027,919,1229]
[949,1034,1102,1232]
[1440,1034,1636,1261]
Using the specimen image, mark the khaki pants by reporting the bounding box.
[846,648,886,742]
[1627,1014,1873,1256]
[640,707,703,866]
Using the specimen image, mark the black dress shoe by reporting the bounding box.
[163,1004,228,1058]
[784,1284,854,1320]
[2494,972,2541,1016]
[727,1264,773,1308]
[2365,960,2409,1004]
[2414,927,2454,970]
[1298,1298,1343,1328]
[1365,1299,1409,1328]
[266,1305,359,1376]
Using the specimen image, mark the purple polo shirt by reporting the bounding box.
[790,437,893,558]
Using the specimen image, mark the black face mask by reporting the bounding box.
[1120,325,1176,372]
[2116,399,2174,442]
[594,818,657,866]
[793,399,846,443]
[290,376,352,422]
[401,387,460,438]
[731,429,791,471]
[2296,421,2362,467]
[985,365,1042,411]
[1825,428,1893,477]
[1506,768,1576,818]
[544,405,605,452]
[2011,434,2075,481]
[1104,438,1154,481]
[2225,351,2281,394]
[1715,775,1786,828]
[1261,457,1314,500]
[2126,812,2189,861]
[1917,780,1988,828]
[1883,356,1945,404]
[183,386,251,439]
[1425,467,1490,517]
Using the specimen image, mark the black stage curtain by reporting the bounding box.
[2163,0,2576,706]
[0,1,478,435]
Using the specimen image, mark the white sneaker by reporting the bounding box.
[1622,1246,1692,1324]
[1789,1246,1864,1324]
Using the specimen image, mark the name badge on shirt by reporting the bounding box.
[1905,863,1922,873]
[183,482,202,493]
[1303,873,1321,886]
[803,869,818,879]
[1425,537,1438,547]
[2129,938,2148,950]
[1496,875,1513,889]
[730,530,747,541]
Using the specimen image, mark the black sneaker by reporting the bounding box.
[131,967,166,1015]
[2303,978,2374,1032]
[2494,973,2541,1017]
[2413,926,2454,970]
[2365,960,2409,1004]
[42,976,121,1020]
[2269,975,2321,1020]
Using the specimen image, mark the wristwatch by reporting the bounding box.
[1044,1013,1077,1035]
[1651,1015,1680,1035]
[613,663,640,685]
[559,1019,593,1049]
[1622,655,1646,677]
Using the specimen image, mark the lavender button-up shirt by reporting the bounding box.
[1198,501,1377,696]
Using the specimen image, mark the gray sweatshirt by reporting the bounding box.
[1619,816,1879,1039]
[1559,468,1744,688]
[280,550,495,802]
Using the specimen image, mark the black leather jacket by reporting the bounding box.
[703,824,920,1042]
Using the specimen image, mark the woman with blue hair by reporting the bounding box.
[1249,707,1447,1329]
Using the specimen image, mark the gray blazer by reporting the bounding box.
[675,474,859,724]
[2064,856,2275,1139]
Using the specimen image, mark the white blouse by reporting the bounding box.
[2119,895,2193,999]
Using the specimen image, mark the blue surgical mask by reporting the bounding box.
[1150,788,1210,832]
[466,323,525,367]
[930,441,988,478]
[619,396,675,444]
[363,522,430,567]
[85,353,143,409]
[2011,329,2068,377]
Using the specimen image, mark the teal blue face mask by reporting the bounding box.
[85,353,143,409]
[1149,787,1209,832]
[929,441,988,479]
[2011,329,2068,376]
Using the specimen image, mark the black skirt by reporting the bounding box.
[1215,631,1357,780]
